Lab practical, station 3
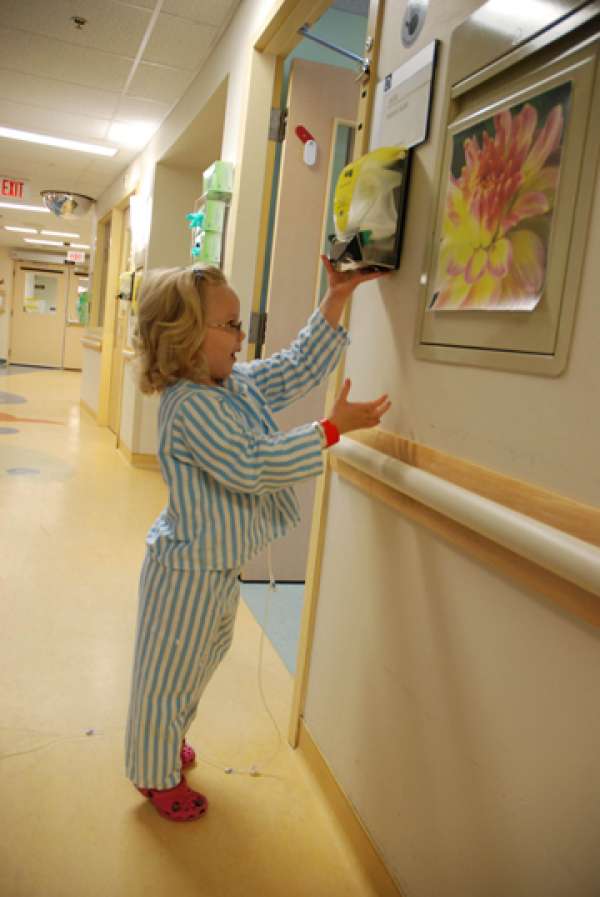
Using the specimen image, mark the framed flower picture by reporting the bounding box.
[416,27,600,375]
[429,82,571,312]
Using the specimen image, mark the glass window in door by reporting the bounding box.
[23,273,59,315]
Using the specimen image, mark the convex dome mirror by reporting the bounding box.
[40,191,94,219]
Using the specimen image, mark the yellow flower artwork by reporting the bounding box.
[430,82,571,311]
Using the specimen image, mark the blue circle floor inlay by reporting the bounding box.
[6,467,41,476]
[0,392,27,404]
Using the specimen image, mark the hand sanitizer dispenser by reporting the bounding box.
[329,146,411,271]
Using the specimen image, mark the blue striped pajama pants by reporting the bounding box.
[125,552,240,789]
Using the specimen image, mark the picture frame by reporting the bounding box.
[428,80,572,313]
[415,23,600,375]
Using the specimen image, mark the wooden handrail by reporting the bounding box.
[332,437,600,599]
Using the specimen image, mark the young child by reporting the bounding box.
[125,257,391,821]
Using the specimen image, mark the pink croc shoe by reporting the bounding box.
[180,740,196,769]
[137,775,208,822]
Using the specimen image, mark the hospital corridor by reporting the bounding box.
[1,0,600,896]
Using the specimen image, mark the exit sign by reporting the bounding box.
[1,176,29,201]
[66,249,86,264]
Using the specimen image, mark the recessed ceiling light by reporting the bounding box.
[41,230,80,238]
[0,201,50,213]
[107,121,157,150]
[0,126,118,157]
[5,225,38,233]
[71,243,90,250]
[24,238,64,246]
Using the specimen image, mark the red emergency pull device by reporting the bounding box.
[295,125,314,144]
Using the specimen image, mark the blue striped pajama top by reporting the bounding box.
[146,308,350,571]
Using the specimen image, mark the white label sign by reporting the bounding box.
[371,41,438,151]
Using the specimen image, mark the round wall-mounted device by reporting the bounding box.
[401,0,428,48]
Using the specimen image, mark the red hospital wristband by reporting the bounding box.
[319,418,340,447]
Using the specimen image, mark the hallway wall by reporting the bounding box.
[303,2,600,895]
[146,165,202,270]
[0,247,13,361]
[94,0,277,331]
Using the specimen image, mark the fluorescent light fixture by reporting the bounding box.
[107,121,157,150]
[0,126,118,157]
[0,201,50,213]
[5,225,38,233]
[71,243,90,250]
[41,230,80,238]
[24,237,64,247]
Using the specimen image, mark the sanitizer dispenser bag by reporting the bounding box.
[330,146,410,271]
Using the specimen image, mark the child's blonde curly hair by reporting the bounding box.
[134,265,227,394]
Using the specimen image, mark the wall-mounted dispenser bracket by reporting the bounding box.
[298,24,371,82]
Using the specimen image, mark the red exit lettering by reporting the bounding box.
[1,178,25,199]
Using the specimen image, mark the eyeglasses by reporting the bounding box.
[191,268,242,334]
[207,321,243,333]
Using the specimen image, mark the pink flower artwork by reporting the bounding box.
[430,83,571,311]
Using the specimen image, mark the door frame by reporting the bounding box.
[314,116,356,305]
[95,192,133,428]
[108,205,132,439]
[246,0,385,746]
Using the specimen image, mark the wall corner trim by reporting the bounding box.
[118,441,160,471]
[297,720,405,897]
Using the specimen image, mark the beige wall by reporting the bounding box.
[146,165,202,270]
[89,0,277,459]
[0,247,13,360]
[80,345,102,415]
[303,2,600,895]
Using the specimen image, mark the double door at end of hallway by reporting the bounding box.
[10,262,89,370]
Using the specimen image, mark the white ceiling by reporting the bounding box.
[0,0,239,252]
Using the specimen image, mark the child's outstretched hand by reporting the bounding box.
[320,254,388,303]
[329,378,391,435]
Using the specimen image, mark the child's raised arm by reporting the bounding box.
[235,256,389,413]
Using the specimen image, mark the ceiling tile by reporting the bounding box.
[161,0,236,26]
[127,0,236,27]
[0,29,131,92]
[1,0,150,58]
[0,97,112,142]
[70,179,115,199]
[0,158,89,184]
[127,63,194,105]
[113,94,171,123]
[142,13,215,70]
[78,154,132,175]
[0,69,120,120]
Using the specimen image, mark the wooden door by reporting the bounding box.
[243,58,359,581]
[10,264,67,367]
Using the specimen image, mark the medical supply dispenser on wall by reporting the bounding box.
[76,289,90,325]
[188,161,234,267]
[328,146,411,271]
